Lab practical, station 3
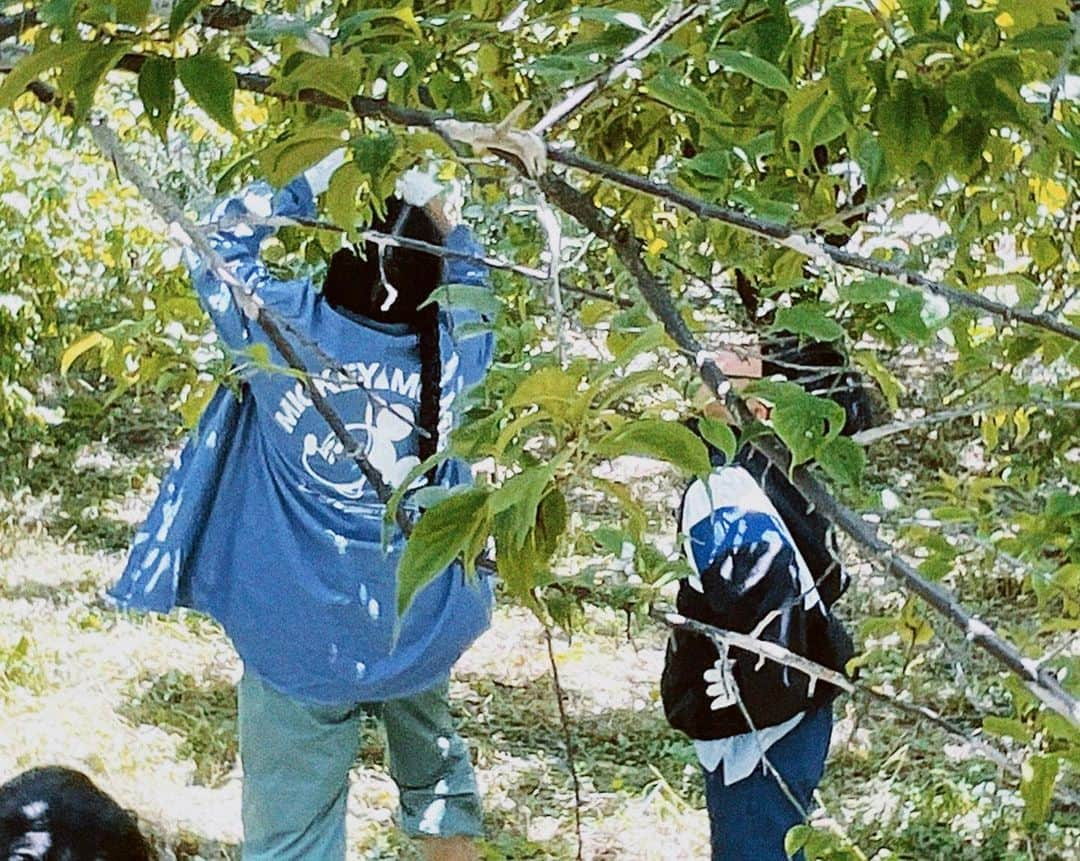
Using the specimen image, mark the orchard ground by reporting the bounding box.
[1,401,1077,860]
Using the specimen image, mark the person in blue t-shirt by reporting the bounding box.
[662,337,874,861]
[111,155,494,861]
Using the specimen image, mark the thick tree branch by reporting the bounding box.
[547,149,1080,344]
[538,172,1080,728]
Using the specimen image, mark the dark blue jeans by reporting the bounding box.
[703,705,833,861]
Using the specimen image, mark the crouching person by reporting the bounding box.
[109,154,495,861]
[661,338,873,861]
[0,766,152,860]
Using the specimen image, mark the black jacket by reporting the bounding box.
[661,446,854,740]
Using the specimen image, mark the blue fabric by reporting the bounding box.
[110,175,495,706]
[238,670,483,859]
[703,705,832,861]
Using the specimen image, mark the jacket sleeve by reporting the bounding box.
[663,465,847,738]
[185,176,318,352]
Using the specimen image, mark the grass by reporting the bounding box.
[120,671,239,787]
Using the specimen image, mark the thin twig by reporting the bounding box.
[211,213,552,283]
[531,2,706,134]
[851,400,1080,445]
[544,627,584,861]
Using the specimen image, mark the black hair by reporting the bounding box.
[0,766,152,860]
[323,198,444,482]
[761,334,875,436]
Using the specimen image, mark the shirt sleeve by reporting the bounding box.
[442,225,495,388]
[185,176,318,352]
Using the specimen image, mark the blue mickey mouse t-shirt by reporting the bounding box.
[110,175,495,706]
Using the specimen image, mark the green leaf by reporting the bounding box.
[817,436,865,486]
[60,332,109,375]
[899,0,935,33]
[682,149,731,179]
[711,48,791,94]
[423,285,502,318]
[598,419,711,478]
[982,715,1033,744]
[610,322,669,366]
[490,465,555,548]
[137,56,175,142]
[177,53,236,132]
[1020,754,1059,828]
[1010,24,1071,52]
[326,160,364,230]
[852,350,903,411]
[40,0,78,27]
[60,40,131,120]
[749,380,845,467]
[169,0,209,37]
[535,486,568,558]
[698,416,735,461]
[771,304,845,342]
[853,130,886,193]
[351,133,398,182]
[843,277,902,305]
[117,0,151,26]
[508,366,587,422]
[784,82,848,158]
[0,41,91,111]
[580,299,617,326]
[260,134,342,188]
[645,69,714,117]
[397,488,490,614]
[1045,491,1080,520]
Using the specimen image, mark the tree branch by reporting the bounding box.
[63,100,412,533]
[537,171,1080,728]
[4,35,1075,343]
[652,608,1080,809]
[547,149,1080,344]
[531,2,705,134]
[849,400,1080,446]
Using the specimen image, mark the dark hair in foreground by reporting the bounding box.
[323,199,444,482]
[761,334,875,436]
[0,766,152,861]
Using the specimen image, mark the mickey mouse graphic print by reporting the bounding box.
[110,174,495,706]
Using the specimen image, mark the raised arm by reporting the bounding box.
[186,152,345,351]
